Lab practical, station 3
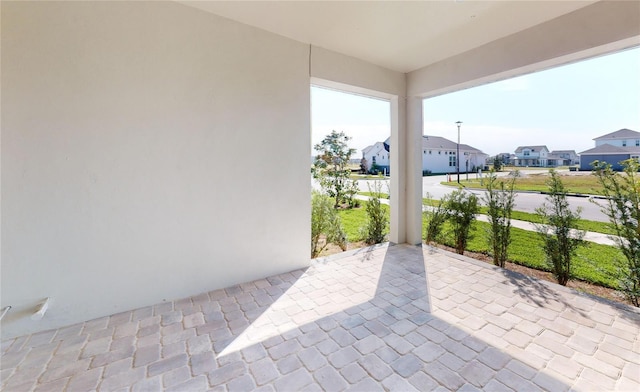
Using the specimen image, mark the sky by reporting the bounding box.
[311,47,640,157]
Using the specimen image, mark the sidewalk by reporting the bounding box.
[355,195,617,246]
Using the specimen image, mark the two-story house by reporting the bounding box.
[362,141,390,174]
[580,129,640,170]
[512,145,549,167]
[550,150,580,166]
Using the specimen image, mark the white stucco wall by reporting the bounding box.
[1,1,311,338]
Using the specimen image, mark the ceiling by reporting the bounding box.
[180,1,596,73]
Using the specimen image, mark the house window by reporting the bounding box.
[523,150,530,156]
[636,140,639,146]
[438,151,441,155]
[423,150,426,154]
[449,155,456,167]
[622,140,627,146]
[429,150,432,154]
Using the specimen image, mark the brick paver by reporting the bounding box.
[2,243,639,391]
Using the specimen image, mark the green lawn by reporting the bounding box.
[422,197,615,235]
[444,171,606,195]
[336,201,622,289]
[437,221,622,288]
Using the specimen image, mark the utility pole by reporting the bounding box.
[455,121,462,184]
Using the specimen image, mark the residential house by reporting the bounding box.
[580,129,640,170]
[512,145,550,167]
[421,136,488,174]
[594,128,640,148]
[551,150,580,166]
[362,141,390,174]
[3,0,638,343]
[366,136,488,175]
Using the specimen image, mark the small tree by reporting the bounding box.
[423,193,448,245]
[444,190,479,254]
[493,156,503,172]
[592,159,640,306]
[360,182,388,244]
[359,157,368,174]
[311,191,347,258]
[312,130,357,208]
[535,170,585,285]
[483,170,519,267]
[344,179,360,208]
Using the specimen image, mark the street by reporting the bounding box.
[354,170,609,222]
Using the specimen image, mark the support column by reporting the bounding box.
[389,95,423,245]
[389,96,406,244]
[406,97,423,245]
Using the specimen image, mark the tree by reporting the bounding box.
[359,157,368,174]
[312,130,357,208]
[535,170,585,285]
[493,156,503,172]
[444,190,479,254]
[360,181,388,244]
[311,191,347,258]
[483,170,519,267]
[592,159,640,306]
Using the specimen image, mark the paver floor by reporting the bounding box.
[2,244,639,391]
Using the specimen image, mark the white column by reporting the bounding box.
[406,97,424,245]
[389,95,423,245]
[389,96,406,244]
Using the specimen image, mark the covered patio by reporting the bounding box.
[2,1,640,390]
[3,244,639,390]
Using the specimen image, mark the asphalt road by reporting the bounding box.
[354,170,610,223]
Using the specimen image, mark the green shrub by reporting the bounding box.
[535,170,585,285]
[360,182,388,245]
[444,190,479,254]
[311,191,347,257]
[424,192,448,244]
[483,170,519,267]
[592,159,640,306]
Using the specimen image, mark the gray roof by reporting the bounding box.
[422,135,485,154]
[380,135,486,155]
[551,150,578,155]
[580,143,640,155]
[514,145,549,153]
[593,128,640,141]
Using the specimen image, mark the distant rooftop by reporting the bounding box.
[593,128,640,141]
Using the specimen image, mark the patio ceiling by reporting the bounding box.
[180,0,596,73]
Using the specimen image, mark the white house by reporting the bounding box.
[550,150,580,165]
[362,141,390,173]
[421,136,488,174]
[3,0,638,339]
[364,135,488,175]
[512,145,550,167]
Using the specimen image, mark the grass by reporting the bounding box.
[422,197,615,235]
[336,202,389,242]
[335,199,622,289]
[444,171,606,195]
[432,220,622,289]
